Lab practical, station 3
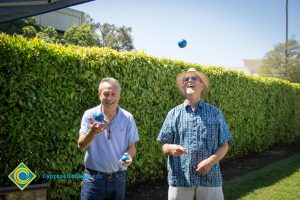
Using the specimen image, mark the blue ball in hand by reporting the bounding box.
[120,154,129,162]
[94,113,104,122]
[178,39,187,48]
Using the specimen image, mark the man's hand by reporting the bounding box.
[196,143,229,174]
[196,157,214,174]
[120,153,133,167]
[88,117,107,135]
[163,144,187,157]
[77,117,107,152]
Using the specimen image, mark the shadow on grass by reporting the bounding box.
[223,153,300,200]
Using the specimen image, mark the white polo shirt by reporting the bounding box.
[79,105,139,173]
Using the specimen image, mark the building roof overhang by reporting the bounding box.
[0,0,94,24]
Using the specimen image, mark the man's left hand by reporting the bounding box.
[196,158,214,174]
[120,154,132,167]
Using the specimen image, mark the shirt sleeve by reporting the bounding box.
[157,110,174,144]
[217,111,233,145]
[127,115,139,144]
[79,111,92,136]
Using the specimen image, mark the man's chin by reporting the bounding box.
[185,89,195,95]
[103,103,117,109]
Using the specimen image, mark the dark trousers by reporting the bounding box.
[81,168,127,200]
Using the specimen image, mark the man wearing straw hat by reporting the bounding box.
[157,68,233,200]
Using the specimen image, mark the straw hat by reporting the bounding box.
[176,67,210,97]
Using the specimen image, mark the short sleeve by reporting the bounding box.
[79,111,92,136]
[217,111,233,145]
[127,115,139,144]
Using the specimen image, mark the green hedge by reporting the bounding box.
[0,34,299,199]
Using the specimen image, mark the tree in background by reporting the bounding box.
[260,39,300,83]
[61,23,98,47]
[86,14,135,51]
[97,23,134,51]
[22,25,37,39]
[0,16,135,51]
[0,17,59,43]
[36,26,59,43]
[0,17,37,35]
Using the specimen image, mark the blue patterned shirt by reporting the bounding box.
[157,100,233,187]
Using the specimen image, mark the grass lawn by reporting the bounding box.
[223,153,300,200]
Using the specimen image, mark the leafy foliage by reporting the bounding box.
[61,23,98,47]
[97,23,135,51]
[0,34,299,199]
[22,25,37,39]
[0,17,37,35]
[261,39,300,83]
[62,24,97,46]
[0,17,135,51]
[37,26,59,43]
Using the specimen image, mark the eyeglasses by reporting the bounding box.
[183,76,200,83]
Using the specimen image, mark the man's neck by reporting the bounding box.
[185,96,201,108]
[101,105,118,121]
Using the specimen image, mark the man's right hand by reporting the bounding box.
[163,144,187,157]
[78,117,107,152]
[88,117,107,136]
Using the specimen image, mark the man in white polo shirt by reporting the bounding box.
[78,77,139,200]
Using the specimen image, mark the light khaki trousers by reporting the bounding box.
[168,186,224,200]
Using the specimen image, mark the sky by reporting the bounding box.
[72,0,300,70]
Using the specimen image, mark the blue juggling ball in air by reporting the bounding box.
[178,39,187,48]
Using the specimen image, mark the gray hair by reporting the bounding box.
[98,77,121,93]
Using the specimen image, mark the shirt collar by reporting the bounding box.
[98,104,120,120]
[184,100,204,111]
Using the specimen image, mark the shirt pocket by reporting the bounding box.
[197,135,211,158]
[199,118,218,151]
